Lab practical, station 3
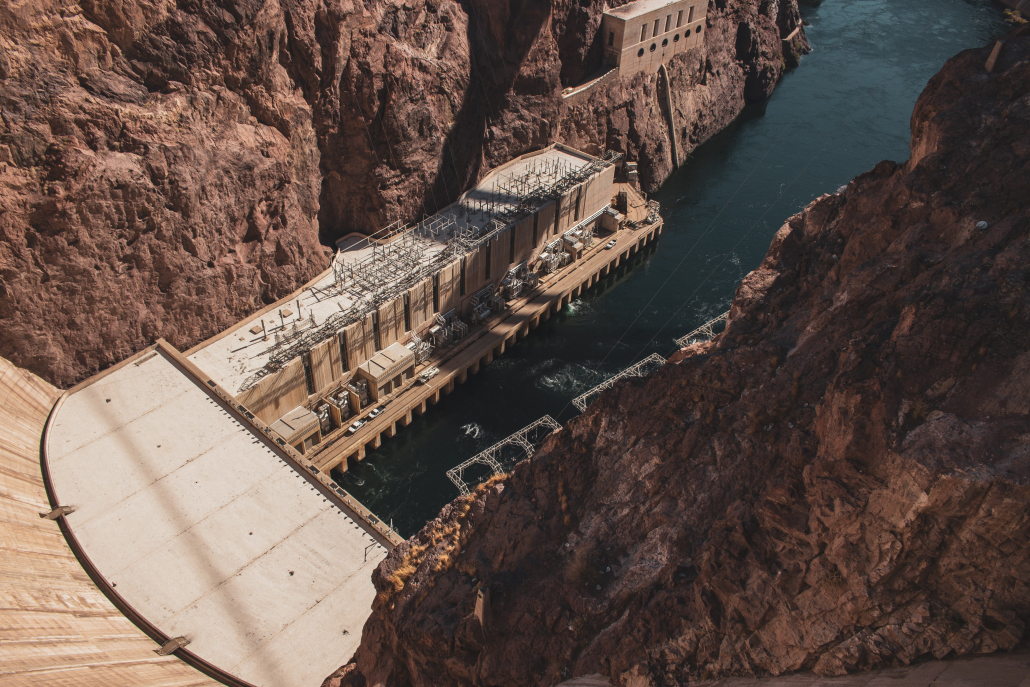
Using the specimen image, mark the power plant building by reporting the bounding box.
[602,0,707,75]
[188,144,621,432]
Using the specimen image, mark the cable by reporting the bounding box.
[375,79,453,216]
[351,6,503,222]
[349,70,446,217]
[545,106,804,421]
[462,1,506,116]
[442,137,468,205]
[594,103,805,366]
[347,83,385,170]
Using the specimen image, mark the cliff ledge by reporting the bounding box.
[330,33,1030,687]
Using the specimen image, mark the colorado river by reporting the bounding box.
[337,0,1007,537]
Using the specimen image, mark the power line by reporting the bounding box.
[462,1,505,117]
[548,104,805,421]
[347,83,385,170]
[349,67,450,219]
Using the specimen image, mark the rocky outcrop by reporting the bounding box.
[332,35,1030,687]
[0,0,330,387]
[0,0,804,387]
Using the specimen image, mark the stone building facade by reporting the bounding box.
[602,0,708,76]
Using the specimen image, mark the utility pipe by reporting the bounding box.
[657,63,680,170]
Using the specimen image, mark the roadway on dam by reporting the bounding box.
[43,345,389,687]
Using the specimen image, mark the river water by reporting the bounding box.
[335,0,1007,538]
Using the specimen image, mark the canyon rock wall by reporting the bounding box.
[0,0,804,387]
[331,35,1030,687]
[0,0,330,387]
[559,0,806,189]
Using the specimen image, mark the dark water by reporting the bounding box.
[336,0,1007,538]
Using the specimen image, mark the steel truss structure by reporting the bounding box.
[446,415,561,495]
[571,353,667,412]
[627,199,662,229]
[674,311,730,348]
[239,151,623,392]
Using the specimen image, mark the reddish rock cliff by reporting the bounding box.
[329,35,1030,687]
[0,0,804,387]
[0,0,330,386]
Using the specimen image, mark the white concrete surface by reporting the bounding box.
[47,350,386,687]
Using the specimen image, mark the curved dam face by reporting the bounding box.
[0,355,218,686]
[30,343,392,687]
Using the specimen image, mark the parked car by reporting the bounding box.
[368,406,384,419]
[605,239,617,250]
[345,419,365,435]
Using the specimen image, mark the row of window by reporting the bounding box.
[606,6,697,48]
[634,25,702,57]
[642,6,695,43]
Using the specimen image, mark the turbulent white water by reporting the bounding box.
[461,422,483,439]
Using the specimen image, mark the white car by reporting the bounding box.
[345,419,365,435]
[605,239,617,250]
[368,407,383,419]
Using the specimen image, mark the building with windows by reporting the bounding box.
[602,0,707,76]
[357,342,416,402]
[186,144,622,433]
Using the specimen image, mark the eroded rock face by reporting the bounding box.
[334,36,1030,687]
[0,0,804,387]
[0,0,329,386]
